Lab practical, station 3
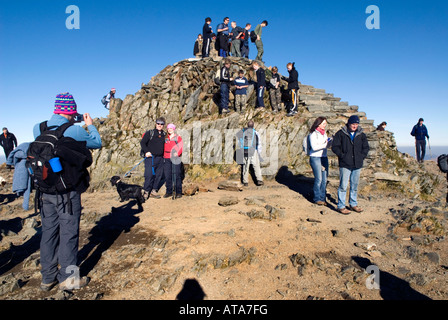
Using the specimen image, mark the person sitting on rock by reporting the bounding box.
[376,121,387,131]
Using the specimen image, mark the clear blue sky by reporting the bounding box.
[1,0,447,161]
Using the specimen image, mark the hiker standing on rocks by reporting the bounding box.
[102,88,116,110]
[217,17,230,57]
[202,17,213,58]
[241,23,251,58]
[230,21,244,57]
[233,70,249,113]
[236,120,264,187]
[1,127,17,169]
[254,20,268,62]
[268,66,282,113]
[331,115,369,215]
[220,59,233,114]
[140,117,166,199]
[253,61,266,109]
[308,117,332,206]
[410,118,429,163]
[163,124,183,199]
[193,34,203,58]
[34,93,101,291]
[281,62,299,117]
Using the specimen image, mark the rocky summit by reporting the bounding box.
[90,57,442,201]
[0,57,447,301]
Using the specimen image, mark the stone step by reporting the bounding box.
[306,104,332,113]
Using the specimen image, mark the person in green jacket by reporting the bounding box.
[254,20,268,62]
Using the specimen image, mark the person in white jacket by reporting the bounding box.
[308,117,332,205]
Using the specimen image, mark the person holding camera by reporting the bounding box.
[32,92,101,292]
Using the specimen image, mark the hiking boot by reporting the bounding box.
[256,181,264,186]
[149,190,161,199]
[243,183,249,187]
[40,280,58,292]
[163,193,173,198]
[143,190,150,200]
[59,276,90,291]
[222,108,230,114]
[315,201,326,206]
[175,193,183,199]
[338,208,351,215]
[349,206,363,213]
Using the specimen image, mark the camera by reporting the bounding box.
[74,113,84,123]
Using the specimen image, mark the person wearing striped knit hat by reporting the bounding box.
[32,92,102,292]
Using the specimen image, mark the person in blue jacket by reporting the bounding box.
[410,118,429,163]
[33,92,101,292]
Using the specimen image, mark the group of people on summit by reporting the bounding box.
[195,17,268,62]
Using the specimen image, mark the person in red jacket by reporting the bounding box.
[163,123,183,199]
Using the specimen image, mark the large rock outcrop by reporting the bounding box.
[88,57,443,199]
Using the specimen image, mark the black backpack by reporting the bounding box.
[250,31,257,43]
[26,121,93,195]
[437,154,448,173]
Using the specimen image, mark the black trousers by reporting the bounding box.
[143,156,164,192]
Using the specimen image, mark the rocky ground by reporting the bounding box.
[0,161,447,301]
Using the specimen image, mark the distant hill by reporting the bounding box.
[398,146,447,161]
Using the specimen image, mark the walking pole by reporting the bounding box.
[172,160,176,200]
[427,138,432,160]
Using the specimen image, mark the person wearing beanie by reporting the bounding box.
[163,123,183,199]
[410,117,429,163]
[331,115,369,215]
[32,92,102,292]
[0,127,18,168]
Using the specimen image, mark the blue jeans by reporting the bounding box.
[310,156,328,203]
[415,139,426,161]
[337,167,361,209]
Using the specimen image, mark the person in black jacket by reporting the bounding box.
[1,127,17,169]
[281,62,299,116]
[202,17,213,58]
[140,117,167,199]
[220,59,233,114]
[253,61,266,108]
[331,115,370,215]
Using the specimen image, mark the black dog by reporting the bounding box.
[110,176,145,209]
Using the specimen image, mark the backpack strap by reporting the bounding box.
[39,121,73,138]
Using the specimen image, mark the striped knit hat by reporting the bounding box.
[54,92,77,115]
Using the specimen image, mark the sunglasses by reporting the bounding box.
[156,122,165,125]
